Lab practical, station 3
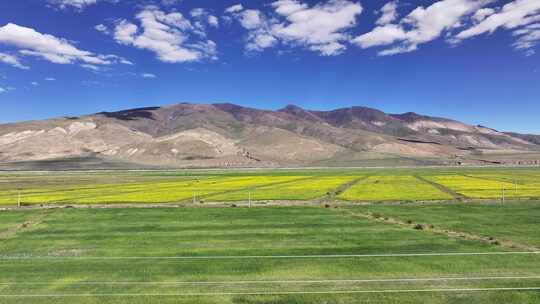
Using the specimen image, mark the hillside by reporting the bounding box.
[0,103,539,169]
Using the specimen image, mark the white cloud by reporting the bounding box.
[101,54,134,65]
[248,34,278,51]
[31,81,39,86]
[190,8,206,18]
[353,0,493,56]
[227,0,363,56]
[95,24,109,34]
[271,0,363,56]
[190,8,220,31]
[45,77,56,81]
[0,52,29,69]
[472,8,495,23]
[47,0,99,10]
[240,9,266,30]
[142,73,156,78]
[453,0,540,54]
[228,9,278,52]
[456,0,540,40]
[113,7,217,63]
[376,1,399,26]
[512,23,540,54]
[81,64,101,71]
[162,0,181,6]
[225,4,244,14]
[0,86,13,93]
[352,24,405,48]
[0,23,131,68]
[208,15,219,28]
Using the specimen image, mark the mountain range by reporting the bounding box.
[1,103,539,169]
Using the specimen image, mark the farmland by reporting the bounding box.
[421,174,540,199]
[1,205,540,303]
[337,175,453,202]
[356,202,540,248]
[207,176,359,201]
[1,168,540,205]
[1,168,540,303]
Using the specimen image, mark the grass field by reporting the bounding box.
[2,168,540,303]
[354,202,540,248]
[1,205,540,303]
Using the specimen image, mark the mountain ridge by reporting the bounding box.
[1,102,539,169]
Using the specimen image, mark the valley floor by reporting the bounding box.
[1,168,540,303]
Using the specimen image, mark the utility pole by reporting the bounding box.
[193,191,196,204]
[502,187,505,206]
[248,189,252,208]
[17,189,21,208]
[514,180,517,196]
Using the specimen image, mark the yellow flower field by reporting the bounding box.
[426,174,540,199]
[338,175,453,201]
[0,175,306,205]
[207,176,358,201]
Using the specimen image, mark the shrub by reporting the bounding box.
[413,224,424,230]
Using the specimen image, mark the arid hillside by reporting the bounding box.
[0,103,539,169]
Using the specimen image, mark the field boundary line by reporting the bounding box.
[460,173,525,185]
[1,287,540,297]
[2,276,540,285]
[196,176,317,202]
[0,210,49,241]
[1,251,539,260]
[414,175,467,201]
[319,175,371,203]
[341,209,540,252]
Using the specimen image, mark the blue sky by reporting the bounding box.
[0,0,539,133]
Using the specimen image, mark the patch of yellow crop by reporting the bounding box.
[427,174,540,199]
[208,176,358,201]
[0,176,305,205]
[338,175,452,202]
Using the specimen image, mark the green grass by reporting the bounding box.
[349,201,540,248]
[0,210,38,231]
[1,206,540,303]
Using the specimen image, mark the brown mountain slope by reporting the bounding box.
[0,103,538,168]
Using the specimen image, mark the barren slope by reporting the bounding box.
[0,102,538,168]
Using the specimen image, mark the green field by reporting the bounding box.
[0,204,540,303]
[1,168,540,205]
[355,202,540,248]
